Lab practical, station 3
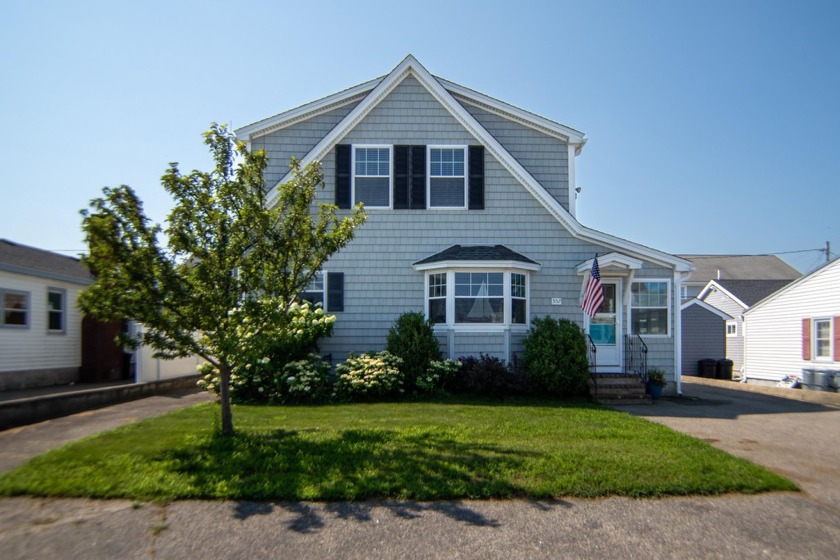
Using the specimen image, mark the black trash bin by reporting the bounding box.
[698,359,717,378]
[716,359,734,380]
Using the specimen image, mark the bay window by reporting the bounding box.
[426,270,530,327]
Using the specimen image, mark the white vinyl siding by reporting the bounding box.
[0,270,85,373]
[744,260,840,382]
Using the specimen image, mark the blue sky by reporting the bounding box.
[1,0,838,273]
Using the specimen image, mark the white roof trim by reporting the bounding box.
[413,260,542,272]
[438,78,587,152]
[680,298,733,320]
[697,280,749,310]
[235,77,383,141]
[575,252,644,274]
[259,55,693,273]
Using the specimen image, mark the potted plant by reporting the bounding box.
[646,369,667,400]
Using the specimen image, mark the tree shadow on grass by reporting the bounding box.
[162,427,540,530]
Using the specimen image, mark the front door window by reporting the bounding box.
[589,284,616,345]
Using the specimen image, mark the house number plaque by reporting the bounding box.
[551,298,562,306]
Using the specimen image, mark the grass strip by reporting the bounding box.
[0,398,796,500]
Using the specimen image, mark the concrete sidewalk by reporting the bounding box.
[1,380,840,558]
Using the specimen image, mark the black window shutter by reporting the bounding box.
[468,145,485,210]
[410,145,427,209]
[326,272,344,312]
[393,146,409,209]
[335,145,351,209]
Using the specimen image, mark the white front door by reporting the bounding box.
[587,280,622,371]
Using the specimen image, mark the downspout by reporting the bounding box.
[673,271,689,395]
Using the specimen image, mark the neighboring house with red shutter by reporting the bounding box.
[235,56,693,394]
[743,256,840,386]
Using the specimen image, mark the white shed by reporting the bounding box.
[743,257,840,384]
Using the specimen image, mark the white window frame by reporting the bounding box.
[424,269,531,331]
[813,317,833,361]
[427,272,447,325]
[47,287,66,334]
[630,279,671,337]
[352,145,392,209]
[300,272,326,309]
[427,145,467,209]
[725,320,737,337]
[1,288,30,329]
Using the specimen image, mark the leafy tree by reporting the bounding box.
[79,124,366,434]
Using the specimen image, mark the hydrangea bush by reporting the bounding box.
[415,359,462,394]
[197,299,336,403]
[334,351,405,401]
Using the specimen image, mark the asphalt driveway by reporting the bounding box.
[627,377,840,512]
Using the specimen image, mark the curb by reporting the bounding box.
[681,375,840,407]
[0,375,201,430]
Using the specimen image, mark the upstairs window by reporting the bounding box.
[354,146,391,208]
[47,288,65,333]
[429,147,466,208]
[1,289,29,328]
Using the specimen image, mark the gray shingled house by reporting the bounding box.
[677,254,800,302]
[235,56,693,394]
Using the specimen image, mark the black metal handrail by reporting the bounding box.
[625,334,648,383]
[586,333,597,398]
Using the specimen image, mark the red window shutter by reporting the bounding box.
[834,316,840,362]
[802,318,811,361]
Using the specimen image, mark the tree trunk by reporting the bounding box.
[218,363,234,435]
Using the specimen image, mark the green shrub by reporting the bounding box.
[282,354,331,403]
[386,312,442,391]
[522,316,589,397]
[196,300,336,404]
[416,359,462,394]
[334,351,405,401]
[449,354,535,397]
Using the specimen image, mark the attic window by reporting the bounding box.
[354,146,391,208]
[429,146,466,208]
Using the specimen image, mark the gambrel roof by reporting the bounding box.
[236,55,692,272]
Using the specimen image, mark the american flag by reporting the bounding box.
[581,256,604,318]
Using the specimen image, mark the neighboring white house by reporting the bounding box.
[743,256,840,385]
[0,239,92,390]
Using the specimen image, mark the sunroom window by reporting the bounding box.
[429,147,466,208]
[354,146,391,207]
[455,272,503,323]
[425,270,529,327]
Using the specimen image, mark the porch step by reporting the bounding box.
[589,373,651,405]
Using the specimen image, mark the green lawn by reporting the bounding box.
[0,398,796,501]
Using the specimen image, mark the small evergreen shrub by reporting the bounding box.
[334,351,405,401]
[386,312,442,391]
[522,316,589,397]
